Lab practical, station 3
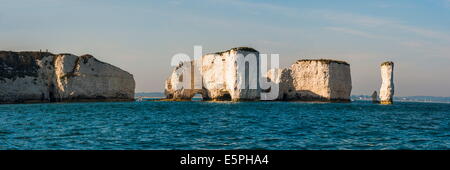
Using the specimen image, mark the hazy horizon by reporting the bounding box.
[1,0,449,96]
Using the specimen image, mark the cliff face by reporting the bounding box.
[165,47,352,102]
[379,61,394,104]
[269,59,352,101]
[165,47,260,101]
[0,51,135,103]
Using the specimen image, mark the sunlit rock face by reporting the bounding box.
[268,59,352,102]
[165,47,352,102]
[0,51,135,104]
[165,47,260,101]
[164,61,203,100]
[379,61,394,104]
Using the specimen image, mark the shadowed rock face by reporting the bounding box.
[0,51,135,104]
[0,51,53,81]
[372,91,379,103]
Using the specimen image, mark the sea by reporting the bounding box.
[0,100,449,150]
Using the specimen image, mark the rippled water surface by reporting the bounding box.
[0,101,449,150]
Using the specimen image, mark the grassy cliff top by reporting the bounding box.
[213,47,259,55]
[0,51,94,58]
[381,61,394,66]
[0,51,104,68]
[0,51,55,60]
[0,51,98,60]
[296,59,349,66]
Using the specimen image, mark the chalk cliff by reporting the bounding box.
[165,47,352,102]
[268,59,352,102]
[165,47,260,101]
[0,51,135,103]
[379,61,394,104]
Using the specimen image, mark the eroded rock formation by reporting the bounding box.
[165,47,352,102]
[371,91,379,103]
[268,59,352,102]
[165,47,260,101]
[0,51,135,103]
[379,61,394,104]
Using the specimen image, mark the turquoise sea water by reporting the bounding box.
[0,101,449,150]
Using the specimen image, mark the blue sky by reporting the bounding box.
[1,0,449,96]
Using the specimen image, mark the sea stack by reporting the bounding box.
[165,47,260,101]
[165,47,353,102]
[0,51,135,104]
[379,61,394,104]
[268,59,352,102]
[371,91,379,103]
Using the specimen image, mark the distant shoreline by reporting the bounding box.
[135,93,450,104]
[136,92,450,103]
